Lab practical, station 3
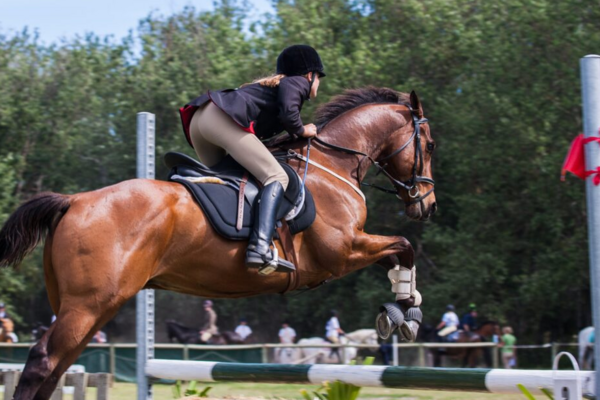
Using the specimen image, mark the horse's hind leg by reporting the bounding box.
[15,242,148,399]
[14,301,122,400]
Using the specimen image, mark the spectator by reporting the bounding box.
[500,326,517,369]
[199,300,219,342]
[436,304,460,342]
[461,303,478,332]
[0,303,9,319]
[379,342,393,365]
[91,330,107,343]
[235,318,252,341]
[278,322,296,344]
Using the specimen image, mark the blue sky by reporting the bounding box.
[0,0,274,44]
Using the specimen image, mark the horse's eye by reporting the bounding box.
[427,143,435,152]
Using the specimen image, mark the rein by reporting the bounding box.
[314,105,435,206]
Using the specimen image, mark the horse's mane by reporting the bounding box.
[315,87,410,131]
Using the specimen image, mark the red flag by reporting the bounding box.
[561,134,586,180]
[587,167,600,186]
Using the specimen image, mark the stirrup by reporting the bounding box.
[246,245,295,275]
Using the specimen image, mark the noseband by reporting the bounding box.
[314,105,435,206]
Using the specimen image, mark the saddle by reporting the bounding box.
[164,152,316,241]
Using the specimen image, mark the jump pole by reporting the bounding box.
[146,360,596,396]
[136,112,156,400]
[582,54,600,399]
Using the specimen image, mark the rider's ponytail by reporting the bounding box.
[241,74,286,88]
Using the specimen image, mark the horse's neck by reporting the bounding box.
[476,324,494,336]
[344,329,374,343]
[315,108,396,182]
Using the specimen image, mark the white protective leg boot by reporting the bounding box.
[375,265,422,342]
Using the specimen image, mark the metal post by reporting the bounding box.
[492,345,499,369]
[551,342,559,367]
[109,345,116,376]
[418,344,426,367]
[392,335,399,366]
[136,112,155,400]
[581,54,600,399]
[261,345,268,363]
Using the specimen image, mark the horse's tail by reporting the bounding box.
[0,192,71,269]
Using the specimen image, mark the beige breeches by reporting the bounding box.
[190,102,289,190]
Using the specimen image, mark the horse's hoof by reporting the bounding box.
[398,307,423,342]
[376,304,422,342]
[375,310,397,340]
[398,320,419,342]
[376,303,404,339]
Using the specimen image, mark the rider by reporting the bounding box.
[325,310,345,359]
[179,45,325,275]
[199,300,219,343]
[325,310,345,343]
[0,303,8,319]
[461,303,478,332]
[436,304,460,342]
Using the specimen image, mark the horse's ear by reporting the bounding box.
[410,90,424,118]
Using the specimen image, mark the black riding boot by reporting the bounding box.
[246,181,296,275]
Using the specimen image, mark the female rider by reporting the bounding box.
[179,45,325,275]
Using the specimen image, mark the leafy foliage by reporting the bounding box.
[171,380,212,398]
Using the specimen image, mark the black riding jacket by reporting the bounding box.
[180,76,310,147]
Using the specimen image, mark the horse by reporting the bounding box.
[291,329,379,364]
[0,318,17,343]
[579,326,594,370]
[422,321,500,368]
[0,87,436,399]
[166,320,244,344]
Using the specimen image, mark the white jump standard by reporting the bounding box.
[145,360,595,396]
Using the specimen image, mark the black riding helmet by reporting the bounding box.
[276,45,326,78]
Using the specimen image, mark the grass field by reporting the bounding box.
[89,381,541,400]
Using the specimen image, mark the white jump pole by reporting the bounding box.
[136,112,156,400]
[581,54,600,398]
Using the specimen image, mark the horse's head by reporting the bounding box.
[477,321,500,338]
[314,87,436,221]
[380,91,436,221]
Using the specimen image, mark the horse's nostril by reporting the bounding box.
[431,202,438,214]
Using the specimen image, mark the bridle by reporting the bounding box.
[313,104,435,206]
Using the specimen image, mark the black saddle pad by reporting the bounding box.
[164,152,316,240]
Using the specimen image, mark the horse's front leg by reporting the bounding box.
[350,233,423,342]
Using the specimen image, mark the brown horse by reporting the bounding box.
[166,320,244,345]
[0,87,436,399]
[428,321,500,368]
[0,318,15,343]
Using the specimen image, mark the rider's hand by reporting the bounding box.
[301,124,318,138]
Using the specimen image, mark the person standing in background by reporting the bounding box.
[91,330,107,343]
[500,326,517,368]
[0,303,9,319]
[278,321,296,344]
[235,318,252,341]
[199,300,219,343]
